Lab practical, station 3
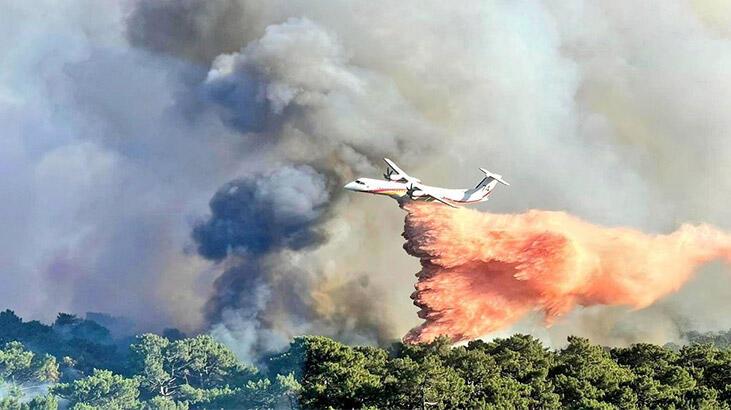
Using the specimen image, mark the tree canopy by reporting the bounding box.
[1,310,731,409]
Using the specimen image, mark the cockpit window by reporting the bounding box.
[355,180,365,185]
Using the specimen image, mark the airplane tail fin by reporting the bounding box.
[476,168,510,188]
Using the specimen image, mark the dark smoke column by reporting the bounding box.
[192,165,329,329]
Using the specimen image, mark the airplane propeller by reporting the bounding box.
[406,183,419,199]
[383,167,394,180]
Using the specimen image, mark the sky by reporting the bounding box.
[2,0,731,360]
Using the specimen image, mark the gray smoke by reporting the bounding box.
[193,165,329,261]
[193,165,398,359]
[193,165,328,327]
[126,0,251,63]
[124,0,731,348]
[2,0,730,354]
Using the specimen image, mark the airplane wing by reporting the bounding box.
[427,194,458,208]
[383,158,408,177]
[383,158,421,183]
[411,183,459,208]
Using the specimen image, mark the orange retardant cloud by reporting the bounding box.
[402,202,731,344]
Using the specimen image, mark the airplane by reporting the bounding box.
[343,158,509,208]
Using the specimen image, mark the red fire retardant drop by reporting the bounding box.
[402,202,731,344]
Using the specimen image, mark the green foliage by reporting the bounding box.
[678,343,731,405]
[0,394,58,410]
[4,310,731,409]
[551,336,637,409]
[612,343,697,409]
[382,354,470,409]
[0,341,60,385]
[283,336,385,408]
[0,341,59,406]
[129,333,258,401]
[178,380,263,409]
[143,396,189,410]
[0,310,124,375]
[51,369,141,409]
[275,372,303,409]
[479,335,561,408]
[449,343,530,408]
[170,374,300,409]
[27,394,59,410]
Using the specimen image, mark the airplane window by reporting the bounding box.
[356,180,365,185]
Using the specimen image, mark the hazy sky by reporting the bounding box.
[2,0,730,359]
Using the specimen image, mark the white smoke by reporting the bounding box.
[192,0,731,348]
[1,0,730,351]
[203,16,440,167]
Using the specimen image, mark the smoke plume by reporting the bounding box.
[403,202,731,343]
[193,165,397,359]
[193,165,330,262]
[2,0,731,355]
[192,166,329,358]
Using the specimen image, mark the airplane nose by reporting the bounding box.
[344,181,359,191]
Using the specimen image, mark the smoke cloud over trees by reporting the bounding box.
[2,0,731,358]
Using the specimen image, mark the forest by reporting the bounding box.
[1,309,730,409]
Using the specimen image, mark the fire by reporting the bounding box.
[402,202,731,344]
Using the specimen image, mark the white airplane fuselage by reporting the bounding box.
[344,158,509,207]
[344,177,499,205]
